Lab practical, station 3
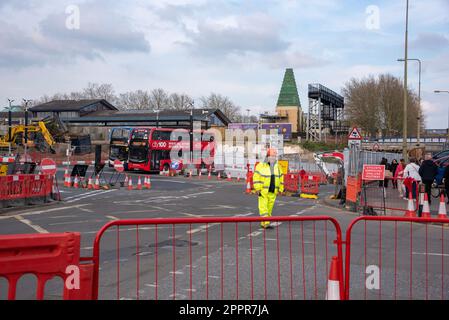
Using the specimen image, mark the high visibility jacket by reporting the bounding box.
[253,162,284,195]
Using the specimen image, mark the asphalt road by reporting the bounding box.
[1,167,449,300]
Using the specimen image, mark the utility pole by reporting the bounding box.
[23,99,32,162]
[402,0,410,161]
[398,58,421,147]
[7,99,14,155]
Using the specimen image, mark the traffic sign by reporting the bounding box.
[114,160,125,173]
[348,127,363,140]
[362,165,386,181]
[41,158,57,175]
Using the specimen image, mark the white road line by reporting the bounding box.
[64,189,105,200]
[412,252,449,257]
[15,216,49,234]
[0,204,90,220]
[106,215,119,221]
[66,190,116,203]
[49,220,101,226]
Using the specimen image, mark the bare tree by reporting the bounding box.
[167,93,194,111]
[150,88,169,111]
[118,90,151,110]
[343,73,423,138]
[200,93,241,121]
[82,83,116,102]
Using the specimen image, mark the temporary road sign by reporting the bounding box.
[278,160,289,175]
[41,158,57,175]
[114,160,125,173]
[348,127,363,140]
[362,165,385,181]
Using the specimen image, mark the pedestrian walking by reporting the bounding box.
[390,159,399,189]
[253,148,285,229]
[419,153,438,205]
[403,158,422,200]
[379,158,390,188]
[395,159,406,198]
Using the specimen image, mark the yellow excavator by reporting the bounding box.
[0,121,56,153]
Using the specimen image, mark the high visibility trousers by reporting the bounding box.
[258,192,277,228]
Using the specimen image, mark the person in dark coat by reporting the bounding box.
[379,158,390,188]
[390,159,399,189]
[419,153,438,205]
[444,165,449,204]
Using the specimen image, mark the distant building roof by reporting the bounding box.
[30,99,118,112]
[276,68,301,107]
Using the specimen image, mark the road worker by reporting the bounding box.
[253,148,284,229]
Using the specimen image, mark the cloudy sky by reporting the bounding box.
[0,0,448,128]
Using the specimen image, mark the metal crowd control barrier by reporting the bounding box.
[0,232,94,300]
[344,216,449,300]
[90,216,344,300]
[360,177,420,216]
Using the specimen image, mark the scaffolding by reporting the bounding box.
[306,84,346,142]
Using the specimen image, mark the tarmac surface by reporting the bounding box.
[1,167,449,300]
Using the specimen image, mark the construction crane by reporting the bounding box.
[0,121,56,153]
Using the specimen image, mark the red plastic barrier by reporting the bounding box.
[301,175,320,195]
[0,232,93,300]
[0,174,54,202]
[5,175,27,200]
[284,173,300,193]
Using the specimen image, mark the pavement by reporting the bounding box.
[1,167,449,300]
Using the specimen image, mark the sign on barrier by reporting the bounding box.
[362,165,386,181]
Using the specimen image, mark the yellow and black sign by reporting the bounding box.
[278,160,289,175]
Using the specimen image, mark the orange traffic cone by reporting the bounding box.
[245,180,252,194]
[227,172,232,182]
[237,172,241,182]
[217,172,221,180]
[64,169,70,187]
[198,171,202,180]
[147,176,152,190]
[73,176,79,189]
[189,170,193,179]
[137,176,142,190]
[438,194,448,219]
[422,193,431,218]
[208,170,212,180]
[128,177,134,191]
[326,256,341,300]
[404,192,417,218]
[124,175,129,186]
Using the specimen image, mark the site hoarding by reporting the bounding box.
[260,123,292,141]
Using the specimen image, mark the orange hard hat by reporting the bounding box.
[267,148,278,157]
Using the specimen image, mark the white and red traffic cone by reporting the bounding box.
[128,177,134,191]
[326,256,341,300]
[198,170,202,180]
[64,175,71,188]
[73,175,79,189]
[237,172,241,183]
[64,169,70,187]
[404,192,417,218]
[124,175,129,186]
[217,172,221,180]
[87,177,93,190]
[137,176,142,190]
[189,170,193,179]
[147,176,152,189]
[438,194,448,219]
[94,176,101,190]
[227,172,232,182]
[422,193,431,219]
[208,170,212,180]
[245,180,252,194]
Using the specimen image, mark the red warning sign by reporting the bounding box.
[348,127,363,140]
[41,158,57,175]
[362,165,386,181]
[114,160,125,173]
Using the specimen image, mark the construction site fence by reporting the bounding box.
[347,149,402,177]
[360,177,420,216]
[0,174,55,208]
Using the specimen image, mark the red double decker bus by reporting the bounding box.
[127,127,215,172]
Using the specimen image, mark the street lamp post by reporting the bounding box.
[434,90,449,146]
[401,0,410,161]
[23,99,32,161]
[398,58,421,146]
[7,99,14,155]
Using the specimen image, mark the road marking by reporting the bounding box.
[15,216,49,234]
[66,190,116,203]
[64,189,105,200]
[0,204,90,220]
[107,215,119,221]
[412,252,449,257]
[82,247,94,250]
[49,220,103,226]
